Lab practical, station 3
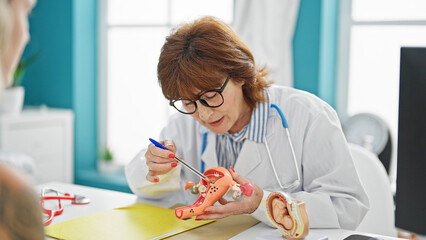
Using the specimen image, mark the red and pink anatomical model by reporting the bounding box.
[175,166,254,219]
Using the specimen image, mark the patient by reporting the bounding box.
[0,0,44,239]
[0,163,44,240]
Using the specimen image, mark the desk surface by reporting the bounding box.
[36,182,402,240]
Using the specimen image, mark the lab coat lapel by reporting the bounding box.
[199,133,263,176]
[200,132,218,171]
[234,140,262,177]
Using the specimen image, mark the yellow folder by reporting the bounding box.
[45,203,214,240]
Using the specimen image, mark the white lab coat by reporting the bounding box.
[125,85,369,230]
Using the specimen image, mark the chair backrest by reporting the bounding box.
[349,143,397,237]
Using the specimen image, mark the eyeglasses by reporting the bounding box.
[170,75,231,114]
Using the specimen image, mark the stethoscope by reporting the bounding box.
[40,188,90,225]
[201,103,301,191]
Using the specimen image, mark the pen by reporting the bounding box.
[149,138,211,182]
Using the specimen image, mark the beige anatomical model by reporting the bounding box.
[265,192,309,240]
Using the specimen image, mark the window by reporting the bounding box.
[337,0,426,187]
[99,0,234,165]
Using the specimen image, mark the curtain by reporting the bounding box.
[233,0,300,87]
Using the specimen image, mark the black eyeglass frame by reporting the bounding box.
[169,75,231,114]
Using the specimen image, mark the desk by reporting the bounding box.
[36,182,402,240]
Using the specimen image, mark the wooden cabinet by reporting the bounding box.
[0,108,74,183]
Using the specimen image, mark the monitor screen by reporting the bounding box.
[395,47,426,234]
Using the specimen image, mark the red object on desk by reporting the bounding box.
[175,167,254,219]
[40,188,90,226]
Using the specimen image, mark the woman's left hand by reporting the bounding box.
[196,168,263,220]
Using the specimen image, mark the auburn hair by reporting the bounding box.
[157,16,271,109]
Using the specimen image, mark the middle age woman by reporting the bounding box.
[126,16,368,230]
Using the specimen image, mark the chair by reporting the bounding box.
[349,143,397,237]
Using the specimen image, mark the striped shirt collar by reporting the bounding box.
[222,90,270,143]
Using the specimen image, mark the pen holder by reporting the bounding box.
[175,166,253,219]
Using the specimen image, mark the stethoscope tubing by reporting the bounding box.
[43,212,58,226]
[41,196,75,201]
[200,103,301,191]
[40,189,90,225]
[266,104,301,190]
[41,198,64,226]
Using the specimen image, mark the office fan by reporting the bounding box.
[342,113,392,173]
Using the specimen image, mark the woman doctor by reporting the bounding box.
[126,16,369,230]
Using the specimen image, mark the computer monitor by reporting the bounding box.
[395,47,426,235]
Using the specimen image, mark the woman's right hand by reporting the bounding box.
[145,139,178,183]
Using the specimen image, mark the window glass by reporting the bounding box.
[107,27,170,164]
[348,26,426,139]
[171,0,234,24]
[352,0,426,21]
[108,0,168,25]
[340,0,426,189]
[346,25,426,189]
[105,1,234,165]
